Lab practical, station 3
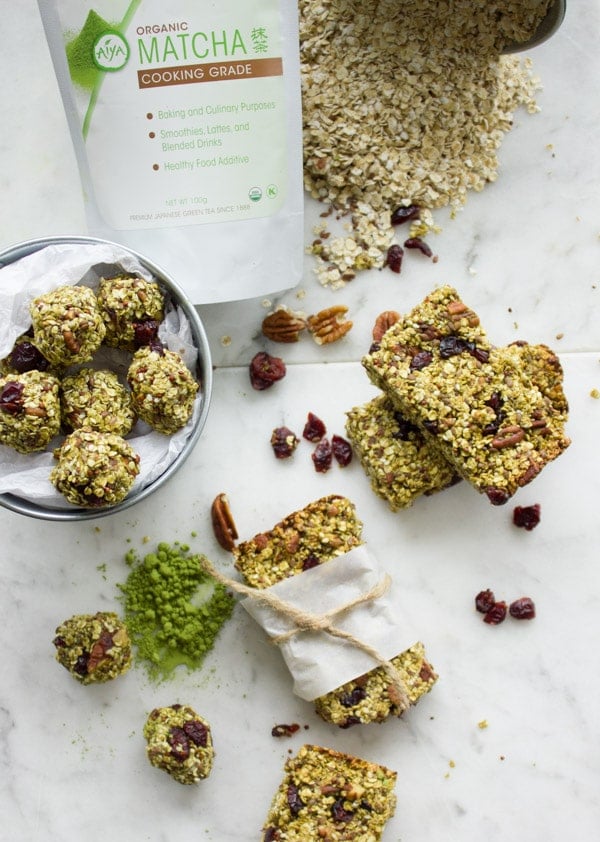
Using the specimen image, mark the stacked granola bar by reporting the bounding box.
[356,286,570,507]
[233,494,437,727]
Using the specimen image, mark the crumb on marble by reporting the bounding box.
[590,388,600,399]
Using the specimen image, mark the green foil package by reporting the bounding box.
[37,0,304,303]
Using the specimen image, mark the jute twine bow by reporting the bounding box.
[200,557,410,712]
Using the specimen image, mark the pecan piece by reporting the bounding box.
[211,492,239,552]
[372,310,400,342]
[307,305,353,345]
[262,307,307,343]
[446,300,480,327]
[491,425,525,449]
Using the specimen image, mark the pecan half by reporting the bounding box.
[211,493,239,552]
[262,307,307,343]
[491,425,525,449]
[307,305,353,345]
[446,300,480,328]
[372,310,400,342]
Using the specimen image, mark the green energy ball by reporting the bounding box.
[96,275,165,351]
[144,704,214,785]
[50,429,140,507]
[53,611,131,684]
[30,284,106,367]
[127,346,198,435]
[0,370,61,453]
[61,368,135,436]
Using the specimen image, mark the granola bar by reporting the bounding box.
[363,286,570,505]
[233,495,437,726]
[261,744,397,841]
[345,395,460,510]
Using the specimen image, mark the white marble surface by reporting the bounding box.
[1,2,600,841]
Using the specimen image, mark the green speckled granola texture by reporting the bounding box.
[128,346,198,435]
[61,368,135,435]
[29,284,106,366]
[143,704,214,785]
[96,275,164,350]
[0,370,61,453]
[53,611,131,684]
[262,744,397,841]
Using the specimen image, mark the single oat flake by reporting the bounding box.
[300,0,547,287]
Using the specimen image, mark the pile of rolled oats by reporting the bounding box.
[300,0,551,287]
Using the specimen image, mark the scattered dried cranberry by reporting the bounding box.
[0,381,25,414]
[168,727,191,761]
[410,350,433,370]
[331,799,354,823]
[312,438,333,472]
[303,412,326,442]
[270,426,299,459]
[133,319,160,348]
[404,237,433,257]
[385,244,404,273]
[287,784,304,816]
[475,589,496,614]
[509,597,536,620]
[8,341,49,373]
[271,723,300,738]
[513,504,541,531]
[249,351,286,390]
[483,601,507,625]
[391,204,420,225]
[302,554,320,571]
[339,686,367,707]
[183,719,209,747]
[332,434,352,467]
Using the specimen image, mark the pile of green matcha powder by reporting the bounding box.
[118,542,234,681]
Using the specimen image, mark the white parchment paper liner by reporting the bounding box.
[0,242,201,508]
[241,545,413,701]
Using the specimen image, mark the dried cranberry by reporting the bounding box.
[475,589,496,614]
[303,412,326,442]
[385,244,404,273]
[339,686,367,707]
[73,653,89,676]
[0,381,25,414]
[513,504,541,531]
[183,720,209,747]
[270,426,299,459]
[312,438,333,473]
[439,335,469,358]
[470,345,490,363]
[249,351,286,390]
[148,337,165,355]
[486,487,510,506]
[509,597,536,620]
[339,716,362,728]
[263,829,279,842]
[422,419,439,435]
[331,799,354,823]
[404,237,433,257]
[133,319,159,348]
[392,412,418,440]
[8,341,49,373]
[168,726,190,761]
[287,784,304,816]
[332,434,352,467]
[410,350,433,370]
[483,601,507,625]
[271,723,300,738]
[302,554,320,571]
[52,636,67,648]
[391,204,420,225]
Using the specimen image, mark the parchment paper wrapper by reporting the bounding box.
[242,545,413,701]
[0,242,201,507]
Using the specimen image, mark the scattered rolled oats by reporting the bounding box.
[300,0,547,286]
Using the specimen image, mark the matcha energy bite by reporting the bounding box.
[53,611,131,684]
[29,284,106,367]
[143,704,214,785]
[127,344,198,435]
[96,275,165,350]
[0,370,61,453]
[61,368,135,436]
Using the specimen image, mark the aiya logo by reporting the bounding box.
[93,30,130,72]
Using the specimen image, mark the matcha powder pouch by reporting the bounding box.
[37,0,304,303]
